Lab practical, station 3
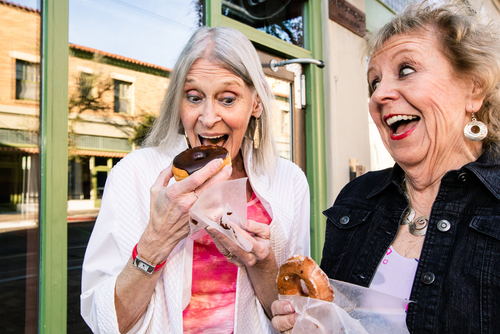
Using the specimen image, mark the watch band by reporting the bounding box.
[132,243,166,274]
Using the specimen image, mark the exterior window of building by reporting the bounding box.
[113,80,132,113]
[15,59,40,101]
[380,0,413,13]
[78,72,93,99]
[1,3,41,333]
[281,109,290,135]
[222,0,305,47]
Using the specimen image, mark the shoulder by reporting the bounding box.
[336,168,394,204]
[274,157,307,182]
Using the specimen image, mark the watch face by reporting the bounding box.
[138,262,150,271]
[134,258,154,274]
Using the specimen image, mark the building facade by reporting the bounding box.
[1,0,499,332]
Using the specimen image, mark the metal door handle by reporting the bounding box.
[270,58,325,72]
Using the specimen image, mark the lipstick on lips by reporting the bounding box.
[384,114,419,140]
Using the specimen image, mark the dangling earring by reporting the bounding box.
[464,113,488,141]
[184,134,192,148]
[253,117,260,149]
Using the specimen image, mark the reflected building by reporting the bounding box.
[0,1,171,222]
[0,0,293,225]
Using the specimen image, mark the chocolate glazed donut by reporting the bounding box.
[172,145,231,181]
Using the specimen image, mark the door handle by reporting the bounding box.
[270,58,325,72]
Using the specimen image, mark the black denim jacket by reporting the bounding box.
[321,148,500,334]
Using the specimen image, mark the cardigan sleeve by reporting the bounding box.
[80,167,155,334]
[292,167,311,258]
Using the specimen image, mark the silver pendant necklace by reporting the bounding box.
[400,178,429,236]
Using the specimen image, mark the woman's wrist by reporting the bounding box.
[137,229,176,265]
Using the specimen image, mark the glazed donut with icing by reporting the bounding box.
[277,255,334,302]
[172,145,231,181]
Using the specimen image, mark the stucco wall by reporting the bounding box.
[322,0,371,205]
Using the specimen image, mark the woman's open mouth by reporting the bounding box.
[385,114,419,140]
[198,134,228,147]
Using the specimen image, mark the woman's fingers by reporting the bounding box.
[245,219,271,239]
[206,227,245,267]
[271,300,297,333]
[206,219,271,267]
[175,159,232,194]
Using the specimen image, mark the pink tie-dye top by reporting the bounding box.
[182,193,272,333]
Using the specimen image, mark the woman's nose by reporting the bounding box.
[198,100,222,128]
[370,79,398,104]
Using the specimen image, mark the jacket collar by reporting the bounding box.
[367,146,500,200]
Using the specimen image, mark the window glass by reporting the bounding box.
[113,80,132,113]
[16,59,40,101]
[222,0,305,48]
[66,0,203,331]
[0,2,40,333]
[266,76,292,160]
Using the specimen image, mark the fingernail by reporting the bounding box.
[215,159,223,168]
[284,304,293,313]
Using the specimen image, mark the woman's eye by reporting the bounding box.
[220,96,236,106]
[371,79,380,91]
[186,94,202,103]
[399,66,415,78]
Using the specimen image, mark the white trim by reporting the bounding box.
[0,104,38,116]
[9,51,40,63]
[110,72,136,83]
[77,66,94,74]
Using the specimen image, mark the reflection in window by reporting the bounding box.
[78,72,93,99]
[68,157,91,200]
[1,2,41,332]
[281,109,290,135]
[16,59,40,101]
[113,80,132,113]
[222,0,305,48]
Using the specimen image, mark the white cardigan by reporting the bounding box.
[81,139,310,334]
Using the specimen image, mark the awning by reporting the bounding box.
[71,149,129,158]
[0,146,129,158]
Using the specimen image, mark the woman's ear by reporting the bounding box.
[466,77,485,113]
[252,95,263,118]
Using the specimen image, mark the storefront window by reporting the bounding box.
[66,0,202,331]
[0,2,41,333]
[222,0,305,47]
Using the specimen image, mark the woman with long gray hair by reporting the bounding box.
[81,26,310,333]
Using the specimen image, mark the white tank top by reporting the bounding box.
[369,246,419,301]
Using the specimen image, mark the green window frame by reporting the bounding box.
[40,0,69,332]
[38,0,326,331]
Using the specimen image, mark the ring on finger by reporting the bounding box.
[194,190,199,199]
[224,252,234,259]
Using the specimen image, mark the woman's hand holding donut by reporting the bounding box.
[271,300,297,333]
[206,219,271,267]
[138,158,232,264]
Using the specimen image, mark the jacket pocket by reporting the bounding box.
[468,215,500,278]
[323,205,372,230]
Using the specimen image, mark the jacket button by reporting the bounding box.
[421,272,435,284]
[339,216,350,224]
[437,220,451,232]
[457,172,467,182]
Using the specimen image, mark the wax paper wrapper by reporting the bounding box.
[188,178,252,252]
[280,279,411,334]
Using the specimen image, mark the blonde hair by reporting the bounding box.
[365,0,500,150]
[144,26,278,176]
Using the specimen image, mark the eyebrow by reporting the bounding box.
[367,47,418,75]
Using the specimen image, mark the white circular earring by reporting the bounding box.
[464,113,488,141]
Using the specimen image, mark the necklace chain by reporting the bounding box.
[401,177,429,236]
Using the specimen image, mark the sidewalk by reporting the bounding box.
[0,209,99,233]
